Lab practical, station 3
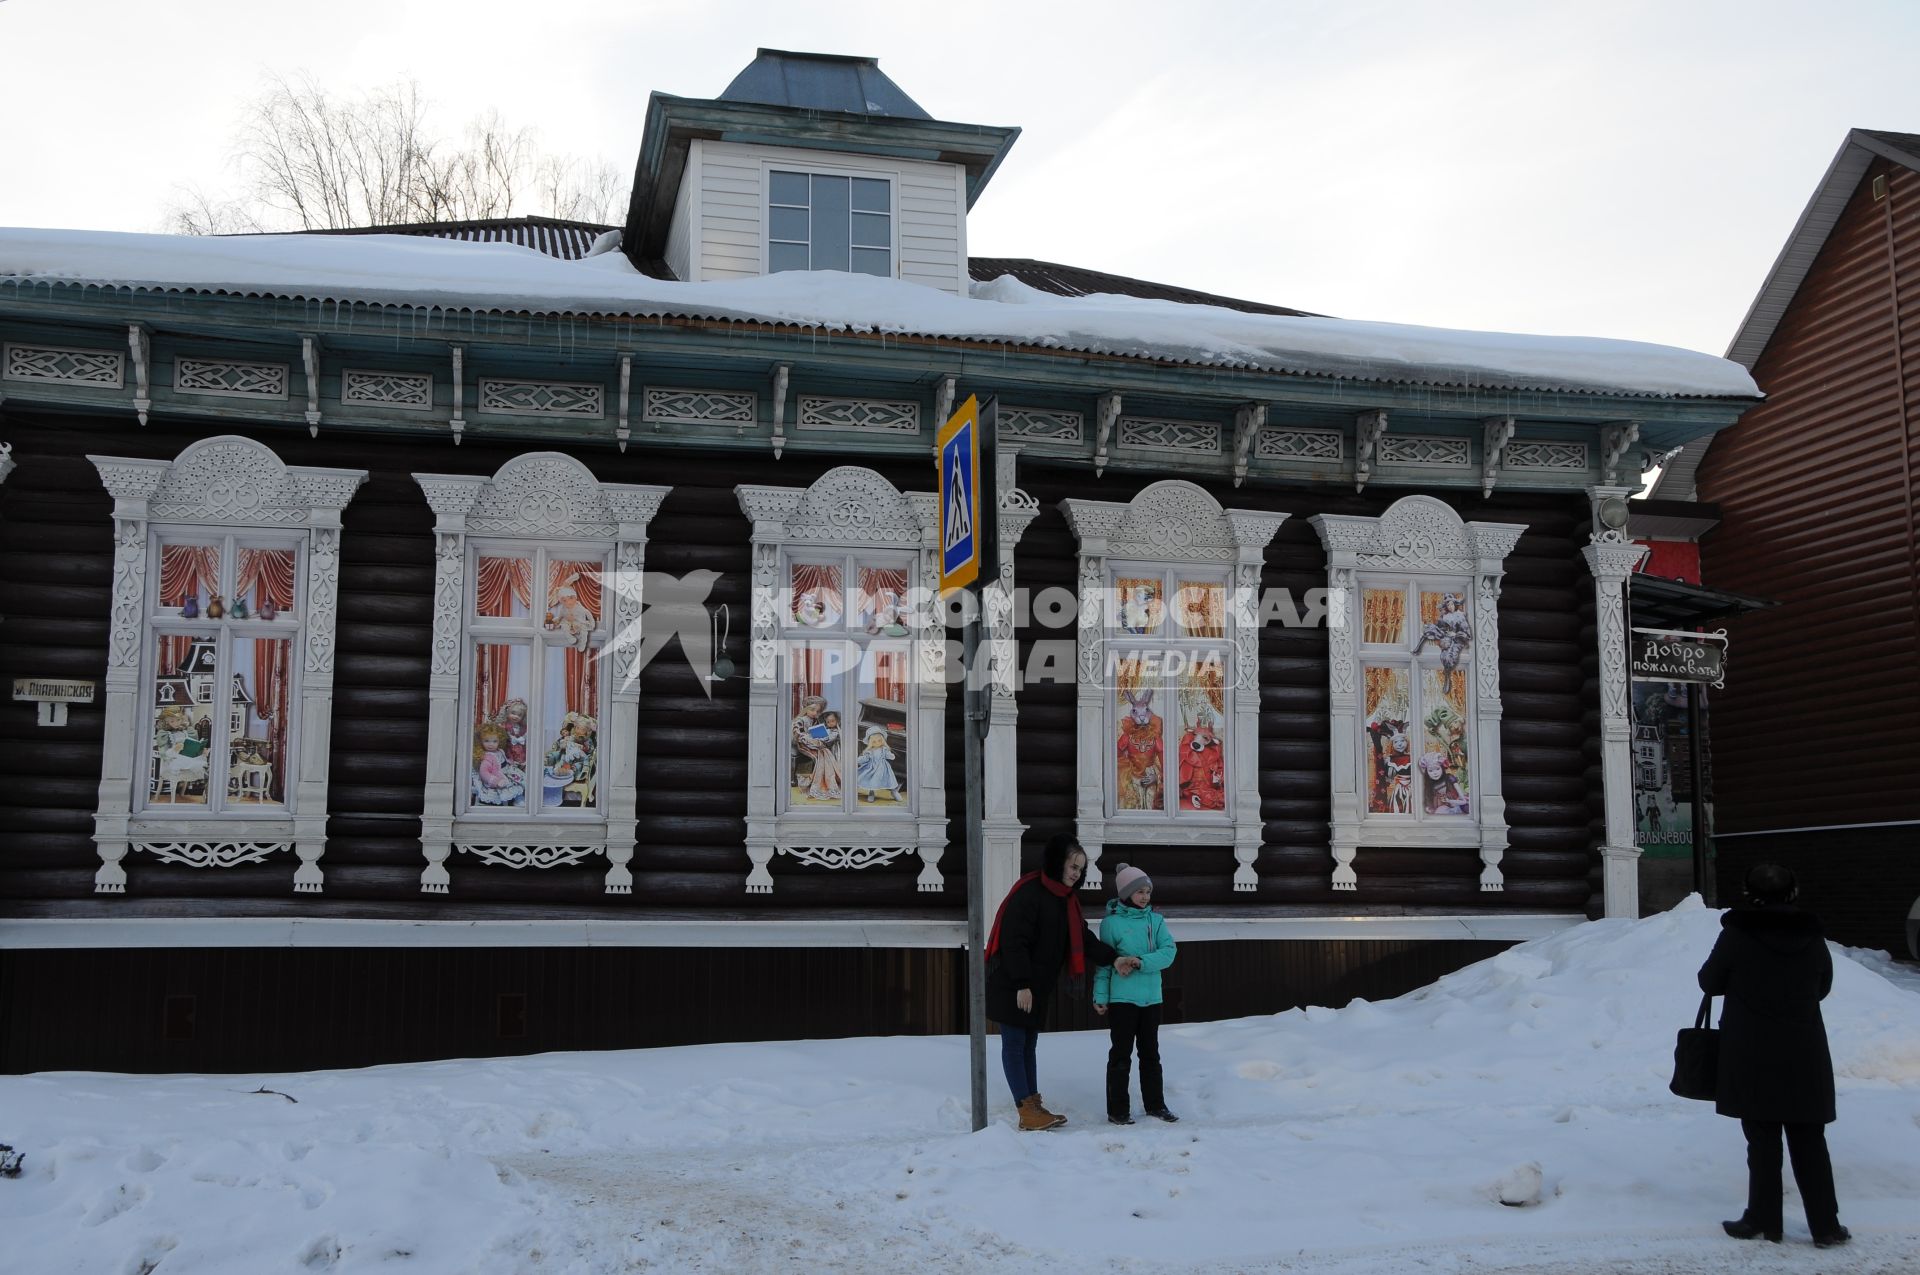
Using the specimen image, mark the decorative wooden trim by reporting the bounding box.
[769,364,791,458]
[476,377,605,418]
[1117,416,1221,456]
[1504,439,1589,472]
[1093,392,1121,475]
[86,437,367,896]
[1582,485,1649,919]
[1353,410,1389,493]
[412,455,670,896]
[1256,427,1344,462]
[734,467,947,895]
[643,387,757,429]
[301,336,322,436]
[1060,481,1287,891]
[1379,435,1472,467]
[1308,496,1525,893]
[129,326,151,425]
[3,341,125,388]
[174,357,289,400]
[1231,404,1265,487]
[1481,417,1517,497]
[1000,406,1083,444]
[341,368,434,411]
[794,395,920,435]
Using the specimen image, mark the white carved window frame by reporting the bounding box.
[88,436,367,894]
[735,467,947,894]
[1060,481,1287,892]
[414,455,669,896]
[1308,496,1524,894]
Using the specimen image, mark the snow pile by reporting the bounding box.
[0,227,1760,399]
[3,900,1917,1273]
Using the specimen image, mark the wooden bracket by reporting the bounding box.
[1354,409,1388,493]
[1232,403,1266,487]
[1601,421,1640,485]
[302,336,322,437]
[617,355,632,452]
[127,324,151,426]
[770,363,791,459]
[1094,392,1121,476]
[449,346,466,446]
[933,373,957,429]
[1481,415,1516,498]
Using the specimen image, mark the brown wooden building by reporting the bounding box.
[0,51,1759,1072]
[1652,128,1920,954]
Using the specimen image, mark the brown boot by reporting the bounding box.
[1033,1094,1068,1126]
[1017,1095,1067,1131]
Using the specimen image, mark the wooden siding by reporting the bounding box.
[0,938,1510,1075]
[662,139,698,282]
[1697,156,1920,831]
[691,141,967,294]
[0,416,1598,920]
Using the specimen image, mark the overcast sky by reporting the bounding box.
[3,0,1917,358]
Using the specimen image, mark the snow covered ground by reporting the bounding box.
[4,897,1918,1274]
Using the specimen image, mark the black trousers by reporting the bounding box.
[1106,1002,1164,1117]
[1740,1119,1840,1235]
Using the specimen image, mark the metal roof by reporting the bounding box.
[305,215,618,261]
[968,257,1319,318]
[717,49,931,119]
[1629,573,1774,629]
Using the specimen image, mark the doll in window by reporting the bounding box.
[471,720,527,806]
[791,695,843,801]
[545,583,595,650]
[855,726,903,803]
[498,698,531,766]
[1365,715,1414,814]
[1177,713,1226,811]
[1413,592,1472,687]
[1116,689,1164,810]
[1420,750,1469,815]
[545,712,597,787]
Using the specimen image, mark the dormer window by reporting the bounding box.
[768,168,893,277]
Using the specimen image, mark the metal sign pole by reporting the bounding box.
[964,399,999,1132]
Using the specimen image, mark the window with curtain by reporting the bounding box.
[464,542,611,817]
[1105,563,1233,821]
[780,551,916,816]
[144,533,301,812]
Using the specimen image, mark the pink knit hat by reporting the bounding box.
[1112,862,1151,899]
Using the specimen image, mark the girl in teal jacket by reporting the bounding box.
[1093,862,1179,1124]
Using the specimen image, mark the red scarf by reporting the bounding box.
[985,871,1086,977]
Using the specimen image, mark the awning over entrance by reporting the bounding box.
[1629,573,1775,628]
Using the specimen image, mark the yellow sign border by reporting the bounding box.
[937,394,982,595]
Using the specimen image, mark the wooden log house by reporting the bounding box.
[0,51,1759,1072]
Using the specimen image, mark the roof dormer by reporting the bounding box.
[623,50,1019,295]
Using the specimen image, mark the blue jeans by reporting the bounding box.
[1000,1024,1040,1101]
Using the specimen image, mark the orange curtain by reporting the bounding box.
[236,547,297,614]
[873,648,907,704]
[158,544,220,607]
[476,557,532,617]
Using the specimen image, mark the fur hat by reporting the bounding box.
[1113,862,1151,899]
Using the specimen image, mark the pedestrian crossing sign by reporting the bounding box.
[938,395,981,595]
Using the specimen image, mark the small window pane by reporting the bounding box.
[770,170,811,206]
[1175,655,1227,814]
[476,555,533,619]
[769,241,811,274]
[1415,590,1472,674]
[851,178,889,213]
[1113,576,1163,636]
[1362,666,1413,815]
[788,645,848,808]
[1420,668,1471,815]
[790,561,844,628]
[150,634,218,806]
[235,545,297,619]
[770,206,810,243]
[228,635,292,807]
[157,542,223,613]
[856,564,911,636]
[853,646,910,809]
[811,175,852,271]
[850,212,890,248]
[546,560,603,637]
[1113,660,1165,812]
[471,643,530,808]
[851,248,892,277]
[1362,588,1406,646]
[540,644,599,811]
[1174,580,1225,639]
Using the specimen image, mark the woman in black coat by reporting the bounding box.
[1697,863,1848,1247]
[986,834,1137,1130]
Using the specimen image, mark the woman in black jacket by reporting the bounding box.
[986,833,1138,1130]
[1697,863,1849,1248]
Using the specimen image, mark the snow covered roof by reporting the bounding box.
[0,228,1759,400]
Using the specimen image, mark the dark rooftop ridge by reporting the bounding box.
[718,48,931,119]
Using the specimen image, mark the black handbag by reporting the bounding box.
[1669,993,1720,1101]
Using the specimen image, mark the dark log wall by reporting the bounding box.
[0,413,1597,918]
[1699,156,1920,833]
[0,938,1512,1074]
[1011,462,1596,912]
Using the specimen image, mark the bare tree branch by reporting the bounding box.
[163,74,629,234]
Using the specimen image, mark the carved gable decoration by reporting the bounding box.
[1062,479,1269,565]
[1315,495,1522,574]
[139,436,362,527]
[464,453,624,539]
[740,465,934,546]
